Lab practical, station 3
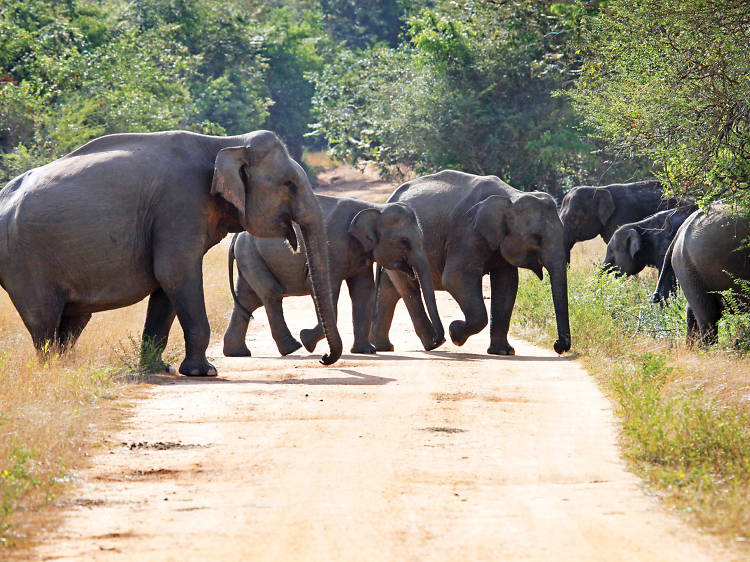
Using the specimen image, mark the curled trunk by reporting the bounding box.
[291,171,342,365]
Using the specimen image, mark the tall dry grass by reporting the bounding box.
[0,241,232,546]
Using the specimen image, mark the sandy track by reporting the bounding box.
[31,287,729,561]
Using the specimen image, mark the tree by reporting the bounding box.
[311,0,641,195]
[571,0,750,204]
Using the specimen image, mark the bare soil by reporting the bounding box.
[27,172,734,561]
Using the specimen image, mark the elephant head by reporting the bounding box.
[349,203,444,347]
[603,226,642,276]
[211,130,342,364]
[559,186,615,255]
[468,193,571,354]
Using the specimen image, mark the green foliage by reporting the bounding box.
[571,0,750,205]
[318,0,419,49]
[613,354,750,498]
[515,267,686,355]
[311,0,649,194]
[0,445,39,538]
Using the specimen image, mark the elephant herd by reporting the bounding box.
[0,130,746,376]
[561,181,750,345]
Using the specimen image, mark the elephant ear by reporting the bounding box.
[467,195,511,251]
[211,146,247,222]
[625,227,642,258]
[596,190,615,226]
[348,208,380,252]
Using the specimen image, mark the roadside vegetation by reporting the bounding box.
[514,239,750,539]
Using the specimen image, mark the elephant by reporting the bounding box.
[559,180,680,256]
[651,206,750,345]
[0,130,342,375]
[222,195,443,357]
[602,205,698,288]
[370,170,571,356]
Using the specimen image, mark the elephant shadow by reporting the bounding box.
[159,368,395,386]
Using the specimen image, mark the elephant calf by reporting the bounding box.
[559,180,681,256]
[223,195,443,357]
[652,206,750,345]
[603,205,697,287]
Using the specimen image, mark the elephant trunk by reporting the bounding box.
[410,252,444,347]
[291,171,343,365]
[544,250,571,355]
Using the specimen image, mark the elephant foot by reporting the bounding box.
[449,320,471,346]
[179,358,218,377]
[372,338,394,352]
[299,329,320,353]
[278,337,303,356]
[422,335,446,351]
[488,342,515,356]
[553,336,571,355]
[351,341,376,354]
[223,339,251,357]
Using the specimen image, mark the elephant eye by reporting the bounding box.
[399,238,411,250]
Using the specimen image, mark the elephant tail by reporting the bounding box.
[228,233,254,319]
[373,263,384,319]
[650,234,677,304]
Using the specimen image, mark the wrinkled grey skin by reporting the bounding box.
[603,205,698,287]
[559,180,680,257]
[0,130,342,375]
[371,170,571,356]
[223,195,444,357]
[651,207,750,345]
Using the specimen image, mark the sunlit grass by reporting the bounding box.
[513,237,750,540]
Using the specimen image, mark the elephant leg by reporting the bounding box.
[300,282,341,353]
[57,313,92,352]
[388,270,439,351]
[6,281,64,357]
[685,306,698,346]
[697,297,722,347]
[346,271,376,354]
[487,264,518,356]
[223,275,262,357]
[154,252,215,377]
[443,267,487,347]
[370,271,400,352]
[141,288,177,372]
[237,255,301,356]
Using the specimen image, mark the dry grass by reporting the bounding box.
[302,150,338,170]
[0,242,232,547]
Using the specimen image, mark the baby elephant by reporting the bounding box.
[223,195,443,357]
[603,205,697,285]
[652,206,750,345]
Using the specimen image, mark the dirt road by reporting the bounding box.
[30,170,730,560]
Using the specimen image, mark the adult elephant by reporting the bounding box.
[651,207,750,345]
[370,170,571,356]
[223,195,443,357]
[0,130,342,375]
[603,205,698,285]
[559,180,680,256]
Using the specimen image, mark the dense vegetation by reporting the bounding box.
[4,0,745,204]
